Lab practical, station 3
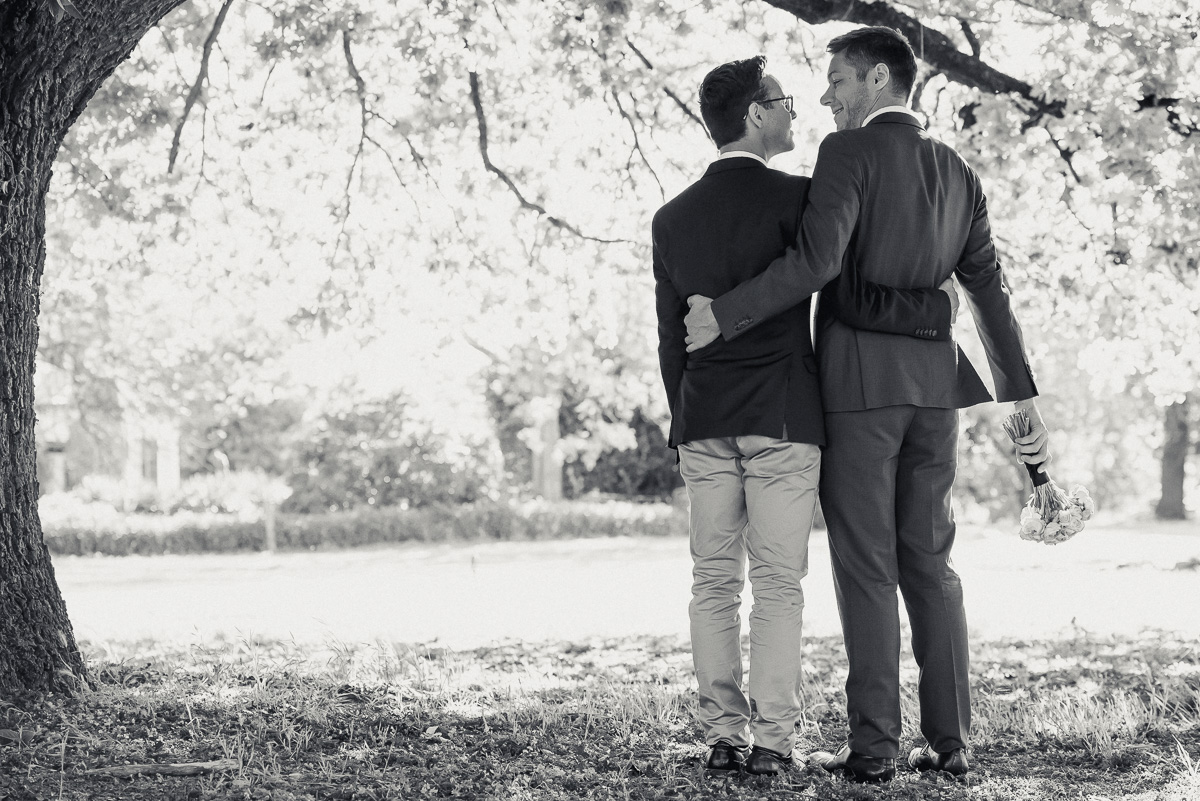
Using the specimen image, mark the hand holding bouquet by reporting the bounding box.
[1002,410,1094,544]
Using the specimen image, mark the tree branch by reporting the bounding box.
[1043,127,1081,183]
[610,90,665,202]
[624,37,710,138]
[461,332,502,363]
[365,132,426,223]
[338,26,369,258]
[192,103,215,193]
[958,18,981,58]
[258,57,278,106]
[764,0,1065,123]
[86,759,238,778]
[1138,95,1197,138]
[468,70,631,245]
[167,0,235,174]
[363,108,480,257]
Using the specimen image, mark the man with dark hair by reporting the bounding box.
[654,55,956,777]
[697,55,775,147]
[682,27,1051,782]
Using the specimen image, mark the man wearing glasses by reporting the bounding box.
[652,55,955,776]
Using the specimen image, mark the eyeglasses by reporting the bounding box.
[743,95,794,119]
[758,95,794,113]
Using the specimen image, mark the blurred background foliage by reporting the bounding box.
[34,0,1199,527]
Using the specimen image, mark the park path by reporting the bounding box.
[53,520,1200,649]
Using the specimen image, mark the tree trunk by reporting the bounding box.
[0,0,185,694]
[528,393,563,502]
[1156,397,1190,520]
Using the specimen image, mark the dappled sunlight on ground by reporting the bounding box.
[6,631,1195,801]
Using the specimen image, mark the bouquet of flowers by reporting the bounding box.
[1001,410,1095,544]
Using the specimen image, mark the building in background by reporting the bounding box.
[34,360,180,508]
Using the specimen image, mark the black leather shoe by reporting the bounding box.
[704,741,747,772]
[745,745,794,775]
[908,745,969,776]
[809,744,896,783]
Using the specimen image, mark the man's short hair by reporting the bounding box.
[827,26,918,98]
[698,55,771,148]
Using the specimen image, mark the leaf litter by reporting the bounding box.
[0,632,1197,800]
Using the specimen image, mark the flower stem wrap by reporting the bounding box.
[1023,461,1050,488]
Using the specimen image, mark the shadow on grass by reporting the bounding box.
[1,633,1198,800]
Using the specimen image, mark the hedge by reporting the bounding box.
[43,500,688,557]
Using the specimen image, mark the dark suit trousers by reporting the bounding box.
[819,405,970,758]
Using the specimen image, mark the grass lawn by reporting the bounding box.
[2,631,1198,800]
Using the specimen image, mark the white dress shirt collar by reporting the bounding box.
[862,105,924,126]
[716,150,768,166]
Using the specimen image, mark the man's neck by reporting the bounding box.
[860,98,914,127]
[716,150,768,166]
[719,141,767,160]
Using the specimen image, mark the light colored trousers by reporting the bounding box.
[678,435,821,756]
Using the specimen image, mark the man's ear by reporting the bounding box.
[746,102,764,128]
[872,63,891,91]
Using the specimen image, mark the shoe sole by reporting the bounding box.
[918,767,968,776]
[908,751,968,776]
[844,770,895,783]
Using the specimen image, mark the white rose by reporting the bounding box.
[1057,507,1085,536]
[1070,485,1095,521]
[1019,506,1047,541]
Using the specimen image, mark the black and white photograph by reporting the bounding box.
[1,1,1198,799]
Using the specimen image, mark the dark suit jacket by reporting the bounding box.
[710,114,1038,411]
[653,156,952,448]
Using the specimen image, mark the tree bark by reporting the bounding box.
[0,0,185,694]
[1156,397,1190,520]
[529,393,564,502]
